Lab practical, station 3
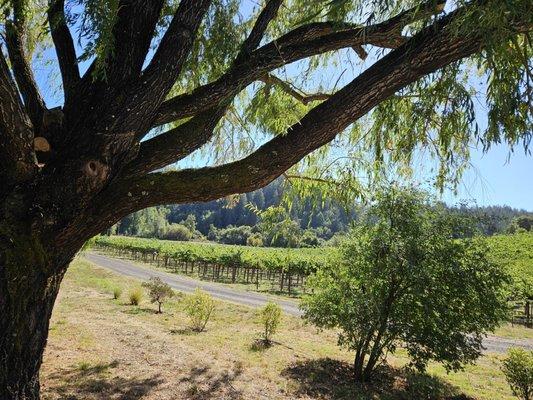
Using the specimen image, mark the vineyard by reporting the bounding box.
[94,235,332,295]
[486,232,533,298]
[94,233,533,298]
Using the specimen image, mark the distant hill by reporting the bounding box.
[114,178,356,243]
[108,178,533,247]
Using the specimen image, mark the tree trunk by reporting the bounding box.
[353,351,366,383]
[0,228,71,399]
[0,185,82,400]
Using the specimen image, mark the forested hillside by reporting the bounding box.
[109,179,531,247]
[110,178,356,245]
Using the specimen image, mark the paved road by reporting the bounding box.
[85,252,301,315]
[84,252,532,354]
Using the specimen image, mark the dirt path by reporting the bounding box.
[84,252,532,354]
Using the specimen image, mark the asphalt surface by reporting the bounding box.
[84,252,532,354]
[85,252,301,315]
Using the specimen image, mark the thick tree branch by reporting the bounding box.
[141,0,212,107]
[125,108,226,176]
[151,0,445,127]
[125,0,282,175]
[48,0,80,103]
[108,5,489,210]
[0,49,35,184]
[106,0,164,82]
[56,0,212,159]
[5,4,46,130]
[234,0,283,63]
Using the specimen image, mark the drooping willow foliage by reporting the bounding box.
[1,0,531,202]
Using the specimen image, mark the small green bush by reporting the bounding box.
[502,348,533,400]
[259,302,282,344]
[112,287,122,300]
[128,287,143,306]
[184,288,215,332]
[246,232,264,247]
[142,276,174,313]
[161,224,192,241]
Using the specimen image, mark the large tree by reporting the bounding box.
[0,0,531,398]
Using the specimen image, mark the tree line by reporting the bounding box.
[108,178,533,247]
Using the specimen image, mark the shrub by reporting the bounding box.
[161,223,192,241]
[142,277,174,313]
[259,302,282,344]
[246,232,264,247]
[502,348,533,400]
[184,288,215,332]
[128,287,143,305]
[112,287,122,300]
[302,187,509,383]
[300,229,320,247]
[218,225,253,245]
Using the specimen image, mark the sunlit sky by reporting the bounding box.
[32,2,532,211]
[442,144,531,210]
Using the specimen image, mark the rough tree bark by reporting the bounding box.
[0,0,530,398]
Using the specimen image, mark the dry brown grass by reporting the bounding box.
[40,257,518,400]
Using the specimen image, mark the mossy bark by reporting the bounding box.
[0,209,72,399]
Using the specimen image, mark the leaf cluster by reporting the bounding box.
[302,185,510,376]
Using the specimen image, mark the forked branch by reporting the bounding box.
[100,5,486,214]
[151,0,446,127]
[126,0,283,175]
[5,2,46,129]
[48,0,80,103]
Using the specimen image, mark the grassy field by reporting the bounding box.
[41,257,526,400]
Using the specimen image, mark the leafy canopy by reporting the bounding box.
[1,0,531,196]
[302,186,510,381]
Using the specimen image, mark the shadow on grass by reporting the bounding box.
[45,360,163,400]
[282,358,474,400]
[170,327,199,335]
[120,306,159,315]
[248,338,295,353]
[249,338,273,352]
[178,361,243,399]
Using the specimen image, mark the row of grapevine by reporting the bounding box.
[93,236,332,295]
[486,232,533,300]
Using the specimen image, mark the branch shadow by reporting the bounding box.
[282,358,474,400]
[249,338,273,352]
[178,361,244,399]
[44,360,163,400]
[170,327,196,336]
[120,306,159,315]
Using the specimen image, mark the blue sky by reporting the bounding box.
[32,3,532,211]
[442,144,532,210]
